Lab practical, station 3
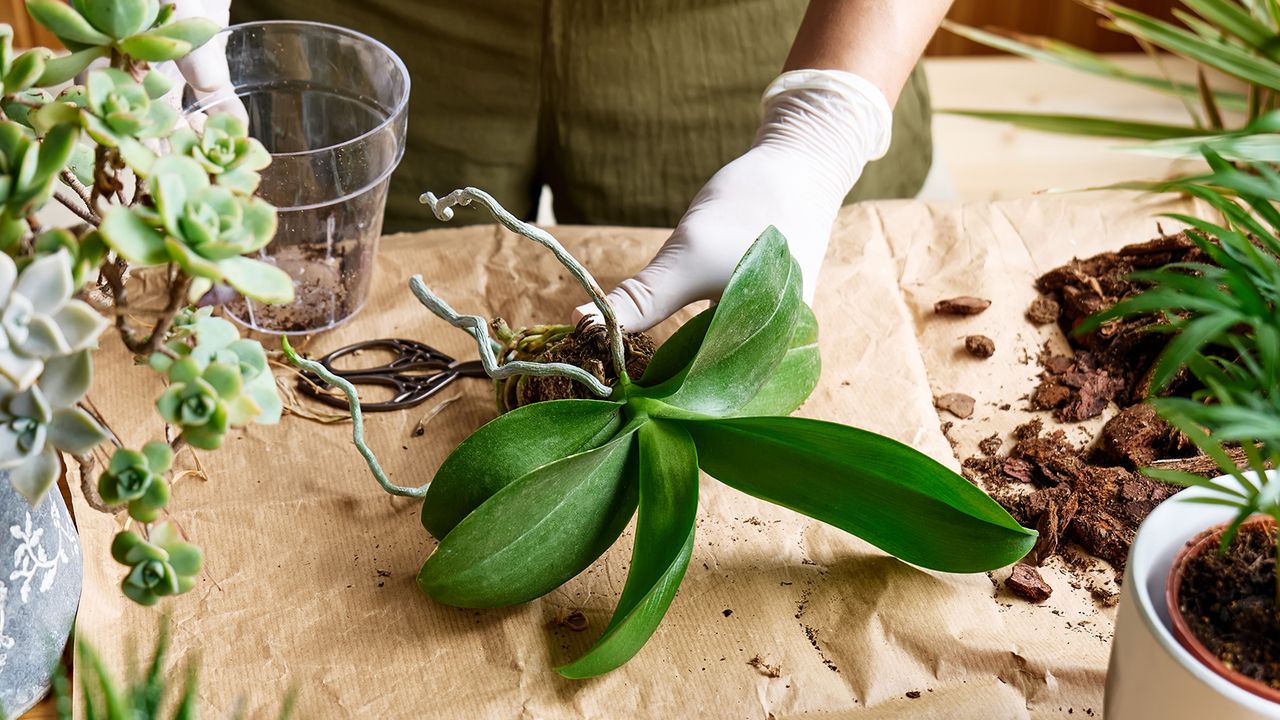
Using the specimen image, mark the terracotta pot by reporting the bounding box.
[1106,472,1280,719]
[1166,516,1280,705]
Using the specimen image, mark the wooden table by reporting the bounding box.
[20,50,1193,720]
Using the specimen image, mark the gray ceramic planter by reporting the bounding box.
[0,473,81,717]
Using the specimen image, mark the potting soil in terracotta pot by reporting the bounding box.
[0,473,82,717]
[1175,520,1280,696]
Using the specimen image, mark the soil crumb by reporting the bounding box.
[935,296,992,316]
[747,654,782,678]
[965,334,996,358]
[979,433,1003,457]
[1007,563,1052,602]
[1026,295,1061,325]
[935,392,976,419]
[552,609,589,632]
[1178,521,1280,690]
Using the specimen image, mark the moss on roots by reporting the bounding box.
[494,317,655,412]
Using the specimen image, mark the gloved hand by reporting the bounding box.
[155,0,245,127]
[575,69,893,332]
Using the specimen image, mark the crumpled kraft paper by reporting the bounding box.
[71,191,1190,719]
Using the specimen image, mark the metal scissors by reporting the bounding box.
[297,338,489,411]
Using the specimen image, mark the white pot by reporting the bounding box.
[1106,473,1280,719]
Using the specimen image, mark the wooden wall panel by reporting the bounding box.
[2,0,61,49]
[928,0,1179,56]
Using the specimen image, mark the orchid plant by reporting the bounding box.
[286,188,1038,677]
[0,0,292,605]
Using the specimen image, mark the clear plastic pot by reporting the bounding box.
[183,20,409,334]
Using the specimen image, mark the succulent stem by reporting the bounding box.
[280,338,429,498]
[420,188,630,387]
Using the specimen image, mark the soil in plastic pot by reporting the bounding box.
[1171,517,1280,702]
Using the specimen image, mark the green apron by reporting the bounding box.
[231,0,933,233]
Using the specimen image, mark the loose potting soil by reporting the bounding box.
[963,235,1210,602]
[1178,522,1280,689]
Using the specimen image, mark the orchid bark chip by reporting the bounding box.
[286,187,1038,678]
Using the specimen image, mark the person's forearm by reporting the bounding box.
[784,0,953,106]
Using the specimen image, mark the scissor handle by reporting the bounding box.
[298,338,481,412]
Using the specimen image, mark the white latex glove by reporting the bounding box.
[576,69,892,332]
[155,0,245,128]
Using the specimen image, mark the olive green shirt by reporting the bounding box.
[232,0,932,233]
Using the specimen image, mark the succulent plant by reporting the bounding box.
[0,250,108,390]
[78,67,177,175]
[98,441,173,522]
[155,357,239,451]
[26,0,218,62]
[31,227,107,288]
[0,120,79,250]
[1,349,108,502]
[100,156,293,304]
[170,114,270,195]
[151,309,283,426]
[111,521,202,606]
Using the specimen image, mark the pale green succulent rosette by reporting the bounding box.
[98,440,172,522]
[0,250,108,390]
[100,155,293,304]
[170,114,270,195]
[80,67,176,175]
[111,521,203,605]
[0,349,109,503]
[150,311,283,426]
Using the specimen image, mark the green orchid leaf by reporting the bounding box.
[422,398,624,538]
[638,306,714,386]
[682,416,1037,572]
[100,206,168,266]
[36,45,108,87]
[418,425,641,608]
[215,257,295,304]
[25,0,112,46]
[557,420,698,679]
[640,302,820,417]
[644,226,802,415]
[118,32,191,62]
[735,302,820,417]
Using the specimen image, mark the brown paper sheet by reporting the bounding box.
[72,191,1188,718]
